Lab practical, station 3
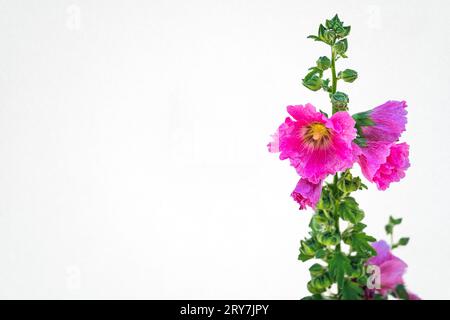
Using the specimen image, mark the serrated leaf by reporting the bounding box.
[328,252,351,289]
[341,279,363,300]
[338,197,365,224]
[349,232,377,257]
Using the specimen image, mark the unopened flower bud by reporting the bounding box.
[317,232,340,246]
[331,91,349,110]
[323,29,336,44]
[307,280,326,294]
[302,75,322,91]
[339,69,358,83]
[334,39,348,56]
[316,56,331,71]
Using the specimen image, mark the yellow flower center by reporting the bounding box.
[303,123,331,147]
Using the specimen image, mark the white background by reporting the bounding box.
[0,0,449,299]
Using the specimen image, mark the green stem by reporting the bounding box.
[332,173,342,297]
[390,231,394,247]
[331,47,337,95]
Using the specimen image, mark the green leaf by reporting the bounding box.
[385,224,393,235]
[341,279,363,300]
[307,35,320,41]
[347,232,376,257]
[328,252,351,289]
[393,237,410,249]
[338,197,365,224]
[398,237,410,246]
[389,216,403,225]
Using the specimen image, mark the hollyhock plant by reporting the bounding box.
[268,15,419,300]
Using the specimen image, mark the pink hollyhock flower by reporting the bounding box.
[291,178,322,210]
[353,101,409,190]
[367,240,408,296]
[353,100,407,144]
[268,104,357,183]
[371,143,410,190]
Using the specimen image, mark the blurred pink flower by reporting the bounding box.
[367,240,407,296]
[268,104,356,184]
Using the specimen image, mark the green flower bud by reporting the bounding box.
[312,274,332,290]
[307,280,326,294]
[317,232,340,246]
[299,238,318,261]
[323,29,336,44]
[316,56,331,71]
[330,91,349,110]
[339,69,358,83]
[334,39,348,56]
[310,212,334,233]
[302,75,322,91]
[309,263,326,277]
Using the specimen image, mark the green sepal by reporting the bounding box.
[352,111,375,127]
